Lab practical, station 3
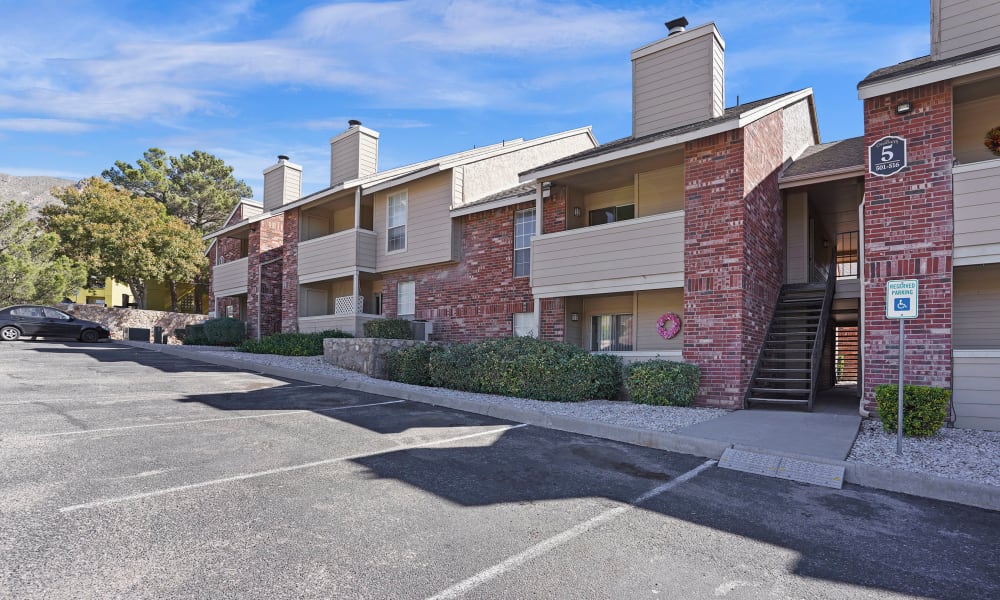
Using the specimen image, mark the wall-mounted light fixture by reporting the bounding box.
[572,207,582,217]
[570,312,580,321]
[895,101,913,115]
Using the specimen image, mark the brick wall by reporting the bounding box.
[381,202,535,342]
[682,112,786,409]
[862,83,954,412]
[281,208,300,332]
[246,214,284,339]
[538,186,567,341]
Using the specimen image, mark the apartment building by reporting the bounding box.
[206,124,596,342]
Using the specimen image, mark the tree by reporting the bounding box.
[42,178,207,310]
[0,199,86,305]
[103,148,252,311]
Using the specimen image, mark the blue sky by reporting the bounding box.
[1,1,929,199]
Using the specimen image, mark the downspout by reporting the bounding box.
[858,194,870,418]
[533,182,544,337]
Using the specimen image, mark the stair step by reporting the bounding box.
[751,388,811,396]
[763,348,813,353]
[747,397,811,406]
[754,377,811,383]
[758,367,811,372]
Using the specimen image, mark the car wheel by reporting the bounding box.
[0,325,21,341]
[80,329,100,343]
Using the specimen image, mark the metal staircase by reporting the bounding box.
[744,256,836,411]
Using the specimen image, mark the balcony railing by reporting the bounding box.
[298,228,377,282]
[531,211,685,298]
[954,159,1000,265]
[212,257,249,296]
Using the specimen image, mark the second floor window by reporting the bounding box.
[514,208,535,277]
[387,190,407,252]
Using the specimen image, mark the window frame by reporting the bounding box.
[386,190,408,253]
[513,208,535,278]
[588,203,635,227]
[590,313,634,352]
[397,281,415,317]
[513,312,537,338]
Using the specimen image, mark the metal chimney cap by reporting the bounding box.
[348,119,362,127]
[665,16,688,35]
[277,154,290,161]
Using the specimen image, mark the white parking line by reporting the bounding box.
[425,459,717,600]
[60,423,528,513]
[21,400,405,438]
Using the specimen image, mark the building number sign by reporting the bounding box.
[868,135,907,177]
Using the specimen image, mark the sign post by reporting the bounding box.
[886,279,918,455]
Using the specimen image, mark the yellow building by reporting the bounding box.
[69,277,208,313]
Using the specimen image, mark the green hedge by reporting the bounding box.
[875,384,949,437]
[363,318,413,340]
[238,330,352,356]
[183,324,206,345]
[202,317,247,346]
[625,360,701,407]
[384,337,623,402]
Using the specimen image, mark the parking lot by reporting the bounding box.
[2,341,998,599]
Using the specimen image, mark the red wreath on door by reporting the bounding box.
[656,312,681,340]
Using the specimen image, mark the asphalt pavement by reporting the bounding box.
[2,341,998,599]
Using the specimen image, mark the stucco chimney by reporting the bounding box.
[262,155,302,212]
[631,19,725,138]
[330,120,379,186]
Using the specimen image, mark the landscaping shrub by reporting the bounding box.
[363,318,413,340]
[238,330,352,356]
[200,317,247,346]
[875,384,949,437]
[625,360,701,406]
[385,343,443,385]
[426,337,621,402]
[182,324,207,345]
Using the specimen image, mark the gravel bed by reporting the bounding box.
[848,420,1000,487]
[148,344,1000,489]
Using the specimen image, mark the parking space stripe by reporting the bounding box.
[425,459,717,600]
[19,400,406,438]
[59,423,528,513]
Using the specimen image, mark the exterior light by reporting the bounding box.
[895,101,913,115]
[570,312,580,322]
[572,207,582,217]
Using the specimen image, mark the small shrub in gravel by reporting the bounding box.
[427,337,621,402]
[198,317,247,346]
[625,360,700,407]
[385,343,442,385]
[238,330,352,356]
[875,384,949,437]
[363,318,413,340]
[183,324,207,345]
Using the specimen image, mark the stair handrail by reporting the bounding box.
[807,249,838,411]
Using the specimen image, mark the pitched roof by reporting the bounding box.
[523,90,811,178]
[858,43,1000,89]
[781,137,865,180]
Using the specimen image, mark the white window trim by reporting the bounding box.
[397,281,415,316]
[513,207,535,278]
[386,189,408,254]
[513,312,537,338]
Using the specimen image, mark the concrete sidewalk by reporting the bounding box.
[121,342,999,512]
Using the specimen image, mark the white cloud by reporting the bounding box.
[0,118,97,133]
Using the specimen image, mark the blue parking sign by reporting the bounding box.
[886,280,918,319]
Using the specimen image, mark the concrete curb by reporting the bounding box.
[123,342,1000,512]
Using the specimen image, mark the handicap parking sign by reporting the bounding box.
[886,280,918,319]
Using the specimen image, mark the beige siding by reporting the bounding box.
[635,289,684,351]
[632,33,723,137]
[263,168,285,212]
[457,133,595,205]
[953,353,1000,431]
[374,172,455,272]
[953,161,1000,264]
[531,212,684,297]
[785,192,809,283]
[565,297,584,347]
[636,165,684,216]
[584,185,633,215]
[330,133,360,186]
[212,257,248,296]
[934,0,1000,60]
[298,229,377,281]
[359,131,378,178]
[953,94,1000,164]
[953,264,1000,348]
[298,314,380,336]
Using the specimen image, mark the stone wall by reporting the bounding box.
[324,337,440,379]
[862,82,954,411]
[59,304,208,344]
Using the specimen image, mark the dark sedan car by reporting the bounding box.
[0,305,111,342]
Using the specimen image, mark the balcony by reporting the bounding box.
[531,211,685,298]
[298,228,377,283]
[954,159,1000,265]
[212,257,248,297]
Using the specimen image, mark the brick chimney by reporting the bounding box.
[330,120,379,186]
[262,155,302,212]
[631,18,725,138]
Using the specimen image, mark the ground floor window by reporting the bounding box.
[513,312,536,337]
[397,281,415,317]
[591,314,633,351]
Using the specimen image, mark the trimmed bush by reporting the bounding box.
[875,384,949,437]
[425,337,622,402]
[183,324,207,345]
[625,360,701,407]
[363,318,413,340]
[238,330,352,356]
[200,317,247,346]
[385,343,443,385]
